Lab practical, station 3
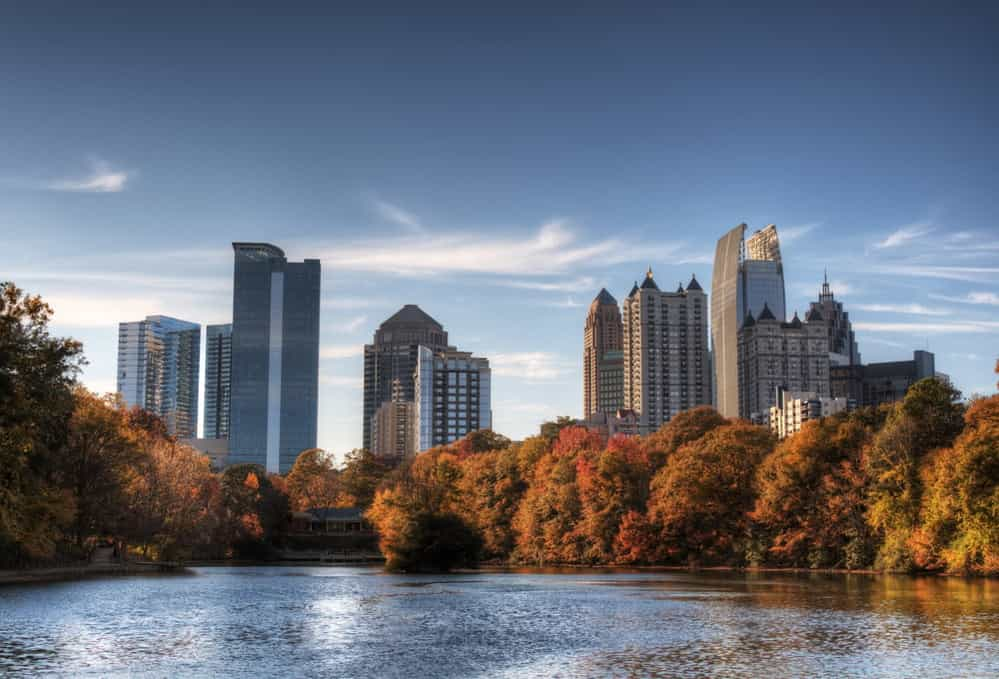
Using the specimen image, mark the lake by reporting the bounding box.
[1,567,997,677]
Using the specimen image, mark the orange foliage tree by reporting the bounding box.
[752,414,875,569]
[648,422,774,566]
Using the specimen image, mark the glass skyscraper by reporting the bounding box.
[414,347,492,451]
[229,243,321,474]
[204,323,232,439]
[116,315,201,438]
[362,305,450,455]
[711,223,787,418]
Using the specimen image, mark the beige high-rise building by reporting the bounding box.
[738,305,830,422]
[371,379,416,464]
[623,269,711,434]
[583,289,623,417]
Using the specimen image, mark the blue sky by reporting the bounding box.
[2,3,997,456]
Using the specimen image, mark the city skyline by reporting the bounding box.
[3,4,998,458]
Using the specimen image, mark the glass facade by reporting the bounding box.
[739,259,786,321]
[711,223,788,418]
[362,305,449,453]
[204,323,232,439]
[414,348,491,451]
[229,243,320,474]
[116,315,200,438]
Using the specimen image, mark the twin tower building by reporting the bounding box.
[117,243,321,474]
[584,223,854,432]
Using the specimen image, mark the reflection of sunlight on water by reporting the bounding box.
[54,615,205,672]
[3,569,999,677]
[309,595,363,647]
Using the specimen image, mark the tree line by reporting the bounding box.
[0,283,385,567]
[3,282,997,574]
[367,369,999,574]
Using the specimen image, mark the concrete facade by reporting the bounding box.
[738,305,830,422]
[623,269,711,435]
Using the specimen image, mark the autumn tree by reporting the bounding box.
[60,390,144,548]
[451,429,512,457]
[123,436,219,561]
[643,406,727,469]
[0,283,82,565]
[367,450,479,571]
[338,449,389,508]
[752,414,875,569]
[286,448,341,511]
[914,395,999,574]
[512,426,603,564]
[539,416,578,444]
[648,422,774,566]
[864,378,964,571]
[220,464,289,558]
[455,448,525,558]
[577,436,654,563]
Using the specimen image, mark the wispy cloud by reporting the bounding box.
[929,291,999,306]
[502,276,596,293]
[874,224,932,249]
[7,270,229,294]
[852,303,951,316]
[42,291,227,329]
[863,337,908,349]
[330,315,368,333]
[490,352,571,381]
[949,352,982,361]
[854,320,999,334]
[322,297,385,310]
[317,220,615,276]
[314,220,701,278]
[876,265,999,283]
[780,223,818,243]
[546,296,583,308]
[372,199,423,233]
[320,344,364,359]
[48,159,131,193]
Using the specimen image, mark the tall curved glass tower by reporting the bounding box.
[711,223,786,418]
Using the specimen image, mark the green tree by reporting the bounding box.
[0,283,82,565]
[914,395,999,574]
[339,448,389,508]
[539,416,578,444]
[864,378,964,571]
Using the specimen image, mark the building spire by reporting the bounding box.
[820,268,833,301]
[646,266,654,279]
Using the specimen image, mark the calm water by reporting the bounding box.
[1,567,998,677]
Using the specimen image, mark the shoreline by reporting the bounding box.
[0,561,190,586]
[6,560,989,585]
